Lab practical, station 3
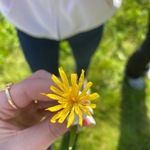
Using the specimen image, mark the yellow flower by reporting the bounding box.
[42,67,99,128]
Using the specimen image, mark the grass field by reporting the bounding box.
[0,1,150,150]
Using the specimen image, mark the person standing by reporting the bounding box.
[125,10,150,90]
[0,0,122,77]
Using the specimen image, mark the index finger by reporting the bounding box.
[12,70,55,108]
[0,70,55,112]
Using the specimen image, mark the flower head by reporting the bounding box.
[42,67,99,128]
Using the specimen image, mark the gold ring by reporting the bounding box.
[3,83,18,109]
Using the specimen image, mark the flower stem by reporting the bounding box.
[68,125,78,150]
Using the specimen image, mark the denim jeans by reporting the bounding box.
[17,25,104,76]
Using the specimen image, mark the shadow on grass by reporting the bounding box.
[117,80,150,150]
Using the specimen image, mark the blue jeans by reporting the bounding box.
[17,25,104,76]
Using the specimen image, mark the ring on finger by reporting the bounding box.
[3,83,18,110]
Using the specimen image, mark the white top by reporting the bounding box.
[0,0,121,40]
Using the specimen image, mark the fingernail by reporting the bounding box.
[86,116,96,125]
[83,116,96,127]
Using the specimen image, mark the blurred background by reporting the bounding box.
[0,0,150,150]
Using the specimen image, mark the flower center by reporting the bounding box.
[71,97,77,102]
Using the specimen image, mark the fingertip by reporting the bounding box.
[83,116,96,127]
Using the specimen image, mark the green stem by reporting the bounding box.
[68,125,78,150]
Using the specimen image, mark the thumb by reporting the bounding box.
[13,117,68,150]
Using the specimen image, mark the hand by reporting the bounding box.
[0,70,95,150]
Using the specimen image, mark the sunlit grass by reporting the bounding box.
[0,48,31,89]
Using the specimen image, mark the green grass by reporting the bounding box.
[0,1,150,150]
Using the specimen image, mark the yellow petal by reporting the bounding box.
[78,69,85,89]
[71,74,79,98]
[85,93,100,100]
[71,74,77,86]
[51,111,62,123]
[79,105,91,116]
[78,82,93,99]
[67,107,75,128]
[74,105,83,126]
[59,67,70,90]
[46,105,64,112]
[40,92,47,96]
[41,93,66,101]
[80,102,96,108]
[85,103,96,108]
[50,86,64,96]
[46,94,68,101]
[51,74,66,91]
[51,104,73,124]
[58,107,71,123]
[63,102,73,108]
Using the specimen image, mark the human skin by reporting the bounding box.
[0,70,95,150]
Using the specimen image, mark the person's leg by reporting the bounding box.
[67,25,104,76]
[124,13,150,89]
[125,33,150,78]
[126,15,150,78]
[17,29,60,76]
